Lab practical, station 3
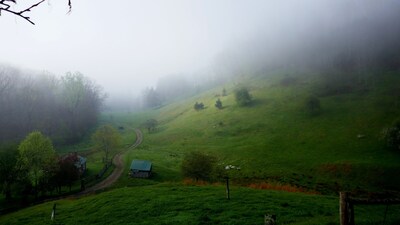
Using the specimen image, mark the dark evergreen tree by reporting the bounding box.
[222,88,227,96]
[215,98,223,109]
[194,102,205,111]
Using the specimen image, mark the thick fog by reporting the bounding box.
[1,0,400,108]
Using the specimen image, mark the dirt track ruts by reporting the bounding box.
[78,128,143,195]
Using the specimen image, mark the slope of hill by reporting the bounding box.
[2,71,399,224]
[114,71,400,194]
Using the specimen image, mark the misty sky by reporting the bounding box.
[1,0,398,97]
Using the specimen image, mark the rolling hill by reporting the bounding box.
[1,70,400,224]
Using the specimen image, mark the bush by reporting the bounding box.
[222,88,227,96]
[142,119,158,133]
[194,102,205,111]
[215,98,223,109]
[234,87,252,106]
[382,120,400,151]
[181,151,217,181]
[305,96,321,115]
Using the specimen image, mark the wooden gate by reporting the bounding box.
[339,192,400,225]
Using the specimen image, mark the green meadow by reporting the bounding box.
[1,71,400,224]
[1,184,400,225]
[111,72,400,194]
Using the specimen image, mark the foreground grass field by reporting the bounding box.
[1,183,399,225]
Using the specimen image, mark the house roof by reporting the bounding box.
[78,155,87,164]
[74,156,86,168]
[130,160,152,171]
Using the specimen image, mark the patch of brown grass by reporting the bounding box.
[248,182,319,195]
[182,178,221,186]
[182,179,319,194]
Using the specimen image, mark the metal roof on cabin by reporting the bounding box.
[74,156,86,168]
[130,160,152,171]
[78,156,87,164]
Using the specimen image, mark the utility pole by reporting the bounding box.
[51,203,57,221]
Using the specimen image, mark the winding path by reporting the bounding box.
[78,128,143,195]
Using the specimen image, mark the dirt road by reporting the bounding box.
[79,128,143,195]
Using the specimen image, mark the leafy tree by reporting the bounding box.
[181,151,217,181]
[305,95,321,115]
[61,72,105,143]
[215,98,223,109]
[18,131,57,198]
[92,125,121,164]
[0,67,104,145]
[55,154,80,192]
[143,119,158,133]
[382,119,400,151]
[194,102,205,111]
[234,87,252,106]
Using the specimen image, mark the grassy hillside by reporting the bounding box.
[2,71,399,224]
[1,183,399,225]
[109,71,400,194]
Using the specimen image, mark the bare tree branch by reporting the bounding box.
[0,0,71,25]
[68,0,71,13]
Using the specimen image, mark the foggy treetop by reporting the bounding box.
[1,0,400,98]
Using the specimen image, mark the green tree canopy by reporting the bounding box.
[194,102,205,111]
[234,87,252,106]
[181,151,217,181]
[18,131,57,197]
[143,119,158,133]
[92,125,121,163]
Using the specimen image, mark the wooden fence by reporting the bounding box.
[339,192,400,225]
[81,162,112,189]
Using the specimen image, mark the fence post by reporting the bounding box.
[225,177,230,200]
[349,202,354,225]
[340,192,349,225]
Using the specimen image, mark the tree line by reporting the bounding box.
[0,132,80,202]
[0,125,121,204]
[0,65,105,144]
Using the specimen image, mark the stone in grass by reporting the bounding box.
[264,214,276,225]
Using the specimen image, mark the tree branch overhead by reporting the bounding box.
[0,0,71,25]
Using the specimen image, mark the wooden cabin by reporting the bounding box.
[130,160,152,178]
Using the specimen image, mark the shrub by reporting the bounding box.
[222,88,227,96]
[142,119,158,133]
[234,87,252,106]
[215,98,223,109]
[194,102,205,111]
[181,151,217,181]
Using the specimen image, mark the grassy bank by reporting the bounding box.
[1,183,399,225]
[110,72,400,194]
